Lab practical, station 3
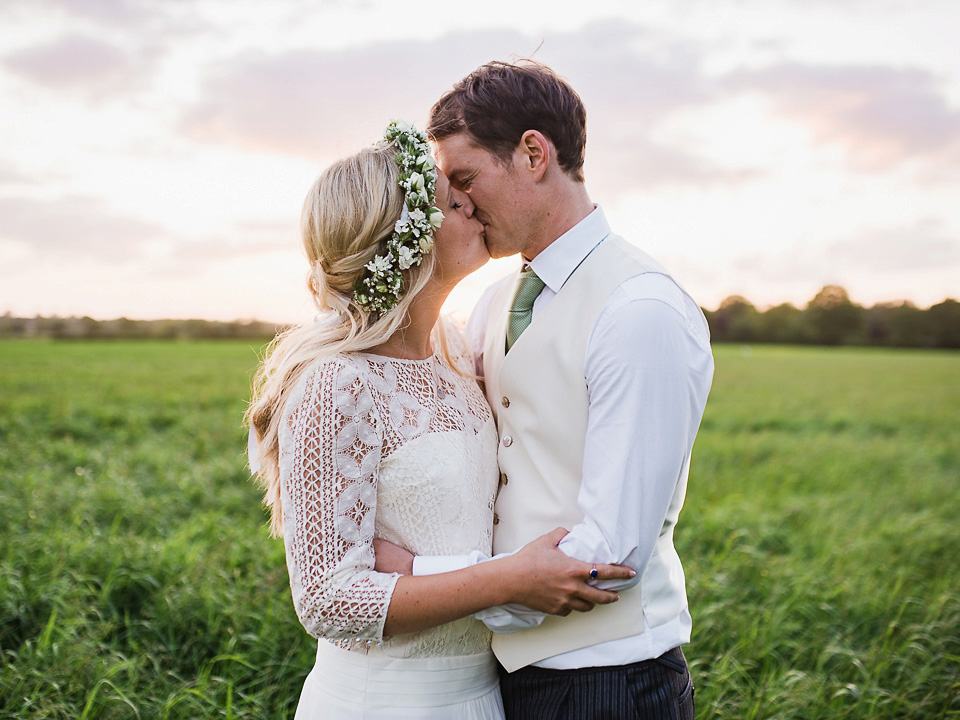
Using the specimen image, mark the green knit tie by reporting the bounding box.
[506,268,546,353]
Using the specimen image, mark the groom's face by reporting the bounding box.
[434,132,531,260]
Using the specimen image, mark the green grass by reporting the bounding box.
[1,340,958,718]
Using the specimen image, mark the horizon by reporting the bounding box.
[1,0,958,323]
[4,284,956,327]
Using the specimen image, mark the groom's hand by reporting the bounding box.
[373,538,415,575]
[508,527,636,616]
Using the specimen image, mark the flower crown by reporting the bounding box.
[353,121,444,314]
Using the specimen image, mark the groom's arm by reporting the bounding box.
[557,273,713,590]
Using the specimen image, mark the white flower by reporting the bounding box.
[366,254,393,274]
[355,121,441,314]
[396,245,416,269]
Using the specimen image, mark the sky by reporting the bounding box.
[1,0,958,324]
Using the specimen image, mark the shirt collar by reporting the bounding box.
[528,206,611,294]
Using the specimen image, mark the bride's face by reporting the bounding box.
[431,170,489,283]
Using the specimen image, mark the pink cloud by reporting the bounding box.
[725,63,960,170]
[0,195,164,261]
[3,34,156,98]
[181,22,745,192]
[827,219,960,272]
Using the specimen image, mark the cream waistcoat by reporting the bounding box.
[483,235,690,672]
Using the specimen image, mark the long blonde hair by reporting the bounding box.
[245,141,454,536]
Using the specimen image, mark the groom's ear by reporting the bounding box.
[518,130,550,182]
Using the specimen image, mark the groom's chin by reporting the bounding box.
[483,237,507,260]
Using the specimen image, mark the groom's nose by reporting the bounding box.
[457,191,476,218]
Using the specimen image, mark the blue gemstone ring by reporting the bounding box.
[590,565,598,580]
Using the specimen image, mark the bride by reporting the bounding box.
[246,122,632,719]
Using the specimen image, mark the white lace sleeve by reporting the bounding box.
[279,356,400,642]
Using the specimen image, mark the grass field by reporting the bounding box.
[1,340,958,719]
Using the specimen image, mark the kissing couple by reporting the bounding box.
[247,59,713,720]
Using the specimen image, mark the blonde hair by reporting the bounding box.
[245,141,456,536]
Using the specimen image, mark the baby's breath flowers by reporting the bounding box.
[354,121,445,314]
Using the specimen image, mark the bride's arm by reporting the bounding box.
[382,528,633,637]
[281,359,401,643]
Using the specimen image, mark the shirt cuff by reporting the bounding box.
[476,603,547,633]
[412,552,479,576]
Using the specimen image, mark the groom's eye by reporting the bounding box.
[452,173,473,191]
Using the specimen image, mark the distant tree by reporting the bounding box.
[927,299,960,348]
[866,303,893,345]
[805,285,866,345]
[888,302,927,347]
[710,295,761,342]
[866,302,928,347]
[759,303,809,344]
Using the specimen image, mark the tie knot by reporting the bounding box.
[512,269,545,313]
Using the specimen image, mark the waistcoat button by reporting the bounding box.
[501,473,508,485]
[502,435,513,447]
[501,396,510,408]
[493,513,500,525]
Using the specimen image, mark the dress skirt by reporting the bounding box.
[295,640,505,720]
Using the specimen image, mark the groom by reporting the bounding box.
[425,61,714,719]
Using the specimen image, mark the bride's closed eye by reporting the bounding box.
[450,200,463,210]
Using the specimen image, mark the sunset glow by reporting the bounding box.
[1,0,958,323]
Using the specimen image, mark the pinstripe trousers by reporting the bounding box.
[498,646,694,720]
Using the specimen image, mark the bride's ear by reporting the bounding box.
[518,130,550,181]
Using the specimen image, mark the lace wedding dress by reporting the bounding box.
[277,320,504,719]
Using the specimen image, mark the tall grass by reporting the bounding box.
[1,341,958,718]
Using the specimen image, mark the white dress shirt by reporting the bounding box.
[415,207,714,669]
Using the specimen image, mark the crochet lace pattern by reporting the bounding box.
[278,318,499,658]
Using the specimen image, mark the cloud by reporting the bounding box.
[180,29,534,160]
[182,22,746,192]
[2,0,192,31]
[589,135,760,192]
[165,220,299,266]
[725,62,960,170]
[0,195,166,261]
[828,219,960,272]
[3,34,158,99]
[0,194,303,266]
[540,22,713,121]
[0,162,34,185]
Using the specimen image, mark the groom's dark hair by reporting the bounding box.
[428,60,587,182]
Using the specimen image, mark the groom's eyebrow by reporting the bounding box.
[447,169,472,190]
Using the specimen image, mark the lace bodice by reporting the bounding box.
[278,319,499,658]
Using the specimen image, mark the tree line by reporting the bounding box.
[0,314,281,341]
[703,286,960,348]
[2,285,958,347]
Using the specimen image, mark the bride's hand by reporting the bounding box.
[373,538,415,575]
[501,527,635,616]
